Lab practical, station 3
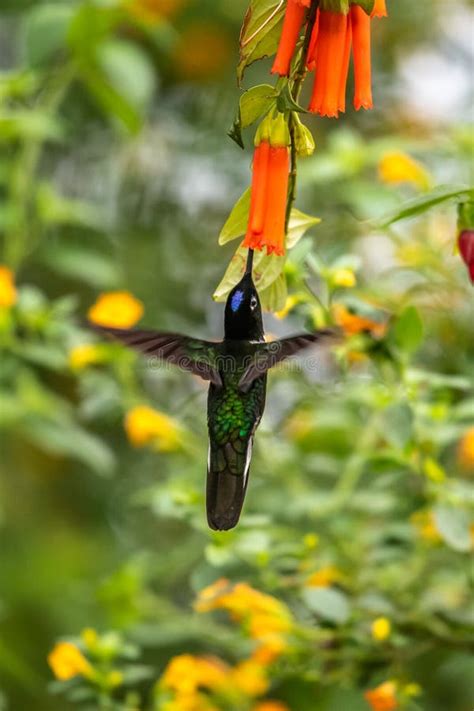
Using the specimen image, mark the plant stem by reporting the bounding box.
[285,1,319,231]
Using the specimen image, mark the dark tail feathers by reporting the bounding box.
[206,440,252,531]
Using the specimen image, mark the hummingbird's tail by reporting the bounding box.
[206,438,253,531]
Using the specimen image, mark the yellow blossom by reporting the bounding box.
[0,265,17,308]
[306,566,343,588]
[275,294,304,320]
[423,457,446,483]
[80,627,98,650]
[195,581,291,627]
[284,410,314,443]
[231,660,269,697]
[48,642,92,681]
[371,617,392,642]
[69,344,104,370]
[403,683,422,698]
[365,680,398,711]
[410,510,442,543]
[331,268,356,288]
[106,670,124,688]
[252,702,291,711]
[160,654,229,696]
[378,151,431,191]
[457,427,474,471]
[303,533,319,549]
[252,636,288,665]
[88,291,144,329]
[124,405,183,451]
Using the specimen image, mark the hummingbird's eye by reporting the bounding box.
[250,296,258,310]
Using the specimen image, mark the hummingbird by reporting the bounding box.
[91,250,335,531]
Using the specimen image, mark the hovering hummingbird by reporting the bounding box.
[91,250,335,531]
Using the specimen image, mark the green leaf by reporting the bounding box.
[382,402,413,449]
[379,185,474,226]
[97,40,156,113]
[213,245,285,304]
[240,84,277,128]
[238,0,285,83]
[350,0,376,14]
[392,306,424,354]
[276,84,307,114]
[40,244,120,289]
[23,4,74,67]
[433,506,471,553]
[302,587,351,624]
[259,272,288,312]
[219,189,250,245]
[320,0,350,12]
[36,183,101,229]
[287,208,321,247]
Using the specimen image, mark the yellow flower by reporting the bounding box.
[232,660,269,697]
[0,266,17,308]
[69,344,104,370]
[160,655,228,696]
[124,405,183,451]
[252,703,291,711]
[303,533,319,549]
[80,627,98,650]
[106,670,124,688]
[195,581,291,626]
[378,151,431,191]
[306,566,343,588]
[48,642,92,681]
[252,636,288,665]
[331,268,356,288]
[194,578,231,613]
[364,680,398,711]
[275,294,304,320]
[423,457,446,483]
[88,291,144,329]
[410,510,442,543]
[371,617,392,642]
[457,427,474,471]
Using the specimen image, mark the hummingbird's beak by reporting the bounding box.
[244,249,254,277]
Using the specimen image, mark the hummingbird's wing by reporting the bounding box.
[90,325,222,386]
[238,329,337,393]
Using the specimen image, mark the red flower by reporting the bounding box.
[458,230,474,283]
[272,0,310,77]
[308,10,350,117]
[243,138,290,257]
[350,4,373,111]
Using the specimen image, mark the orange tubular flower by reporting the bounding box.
[243,129,290,257]
[350,4,373,111]
[271,0,310,76]
[308,10,349,117]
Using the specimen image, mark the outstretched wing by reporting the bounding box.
[90,324,222,386]
[238,329,338,392]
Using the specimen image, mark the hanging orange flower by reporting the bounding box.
[271,0,310,76]
[305,2,388,117]
[364,680,398,711]
[243,116,290,257]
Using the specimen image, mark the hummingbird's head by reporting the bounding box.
[225,272,264,341]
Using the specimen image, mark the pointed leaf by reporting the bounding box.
[379,185,474,227]
[392,306,423,354]
[240,84,277,128]
[238,0,285,83]
[219,189,251,245]
[434,506,471,553]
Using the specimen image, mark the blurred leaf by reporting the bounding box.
[97,40,156,113]
[40,243,120,289]
[380,185,474,226]
[36,183,101,228]
[392,306,423,354]
[302,587,351,624]
[260,272,288,311]
[382,402,413,449]
[0,110,62,142]
[434,506,471,553]
[238,0,285,83]
[23,3,74,67]
[22,418,116,476]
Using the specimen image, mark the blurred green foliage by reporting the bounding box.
[0,1,473,710]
